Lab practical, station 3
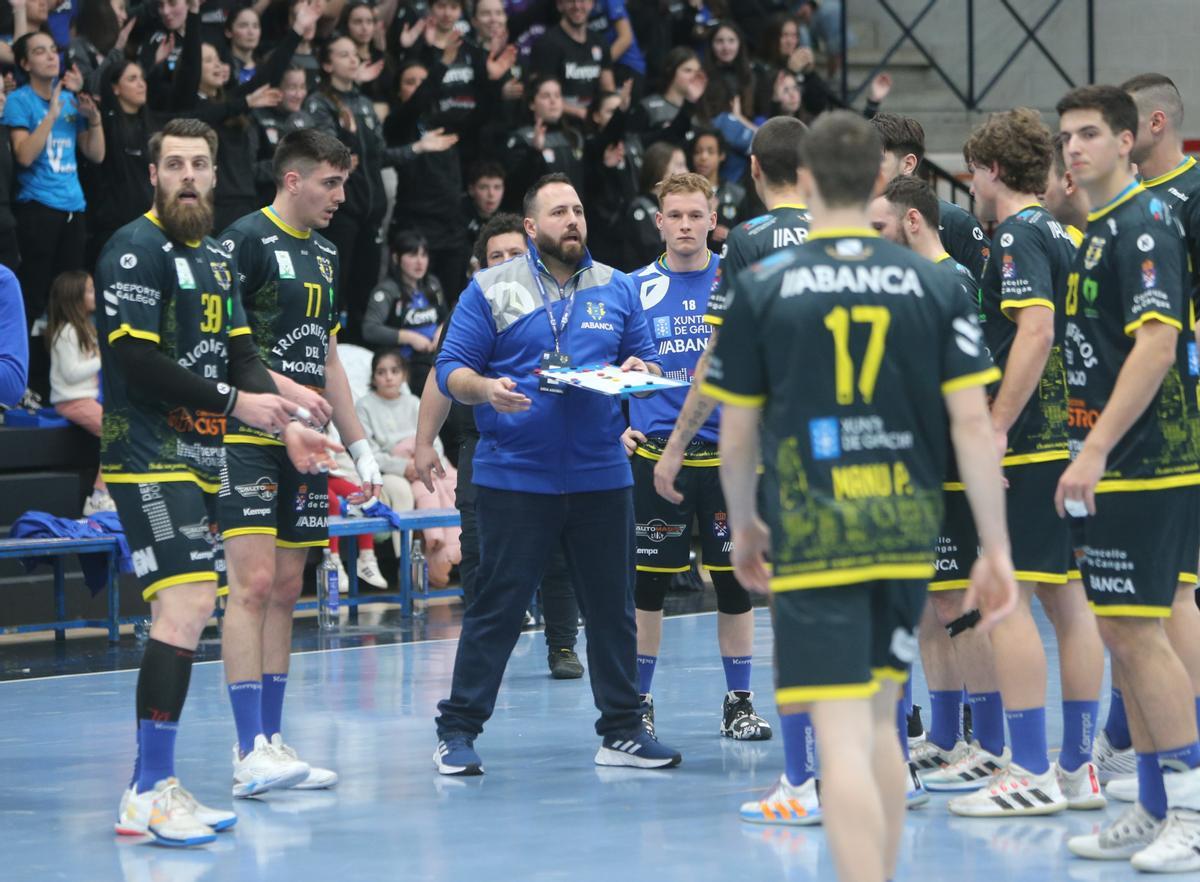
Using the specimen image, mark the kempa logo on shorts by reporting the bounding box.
[235,478,278,502]
[636,520,687,543]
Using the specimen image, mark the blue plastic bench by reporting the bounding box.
[320,508,462,617]
[0,535,123,642]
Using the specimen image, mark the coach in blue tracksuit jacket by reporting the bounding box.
[431,173,683,774]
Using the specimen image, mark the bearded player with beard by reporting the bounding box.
[432,173,683,776]
[97,119,338,847]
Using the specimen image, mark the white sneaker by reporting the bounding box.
[739,774,822,826]
[910,738,966,777]
[83,491,117,516]
[118,778,217,847]
[1107,775,1137,803]
[947,762,1069,817]
[1131,808,1200,872]
[1056,761,1106,810]
[1068,801,1164,860]
[231,733,310,798]
[1093,729,1137,784]
[923,741,1010,792]
[356,551,388,589]
[269,733,338,789]
[117,782,236,834]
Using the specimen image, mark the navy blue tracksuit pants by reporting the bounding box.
[435,486,642,739]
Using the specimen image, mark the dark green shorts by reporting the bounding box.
[1006,459,1071,584]
[1074,487,1200,618]
[109,479,224,600]
[219,442,330,548]
[773,579,927,705]
[931,488,977,591]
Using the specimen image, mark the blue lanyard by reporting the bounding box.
[527,251,578,354]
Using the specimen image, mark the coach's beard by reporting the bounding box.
[536,229,586,268]
[156,187,215,244]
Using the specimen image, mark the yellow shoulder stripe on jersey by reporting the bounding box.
[142,571,219,601]
[699,382,764,408]
[1000,298,1055,319]
[1089,603,1170,619]
[772,203,809,210]
[101,471,220,493]
[1125,311,1183,336]
[1067,225,1084,248]
[771,563,934,592]
[701,313,723,326]
[107,325,161,345]
[143,211,201,248]
[331,323,342,337]
[1096,473,1200,492]
[777,681,879,704]
[1002,449,1070,466]
[934,252,952,264]
[229,326,252,338]
[1142,156,1197,188]
[225,434,285,447]
[262,207,311,239]
[941,366,1001,394]
[1087,182,1145,221]
[807,228,880,241]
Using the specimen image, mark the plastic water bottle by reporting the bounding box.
[318,549,340,631]
[411,539,429,613]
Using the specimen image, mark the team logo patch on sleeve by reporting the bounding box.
[1142,259,1157,288]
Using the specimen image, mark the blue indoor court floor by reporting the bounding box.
[1,608,1131,882]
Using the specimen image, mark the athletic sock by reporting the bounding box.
[896,699,910,761]
[968,691,1005,757]
[929,690,963,751]
[262,673,288,739]
[722,656,752,693]
[1059,700,1099,772]
[135,639,194,793]
[781,712,817,786]
[228,681,264,757]
[1139,752,1168,820]
[1104,687,1132,750]
[1159,742,1200,771]
[1006,706,1049,774]
[636,654,657,696]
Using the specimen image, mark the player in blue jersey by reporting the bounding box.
[624,172,772,745]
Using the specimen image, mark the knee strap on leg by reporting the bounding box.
[711,569,753,615]
[635,570,670,612]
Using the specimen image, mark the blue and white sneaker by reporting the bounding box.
[595,731,682,769]
[906,762,930,809]
[434,734,484,776]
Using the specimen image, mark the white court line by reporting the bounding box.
[0,609,735,686]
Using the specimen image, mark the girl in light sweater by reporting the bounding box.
[355,349,461,587]
[48,271,114,515]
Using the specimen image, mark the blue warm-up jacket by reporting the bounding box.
[436,241,659,495]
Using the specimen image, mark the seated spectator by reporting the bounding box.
[689,128,743,249]
[623,138,687,269]
[463,160,505,246]
[0,263,28,407]
[363,230,447,394]
[226,6,263,84]
[46,270,112,514]
[702,20,758,123]
[504,74,585,204]
[327,472,389,588]
[355,349,461,587]
[628,46,704,148]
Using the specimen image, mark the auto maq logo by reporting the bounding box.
[235,477,279,502]
[636,519,686,543]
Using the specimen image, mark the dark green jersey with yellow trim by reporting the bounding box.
[1143,155,1200,304]
[703,230,998,591]
[978,204,1077,464]
[219,207,340,443]
[703,204,811,326]
[1065,183,1199,490]
[95,213,249,487]
[933,252,989,485]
